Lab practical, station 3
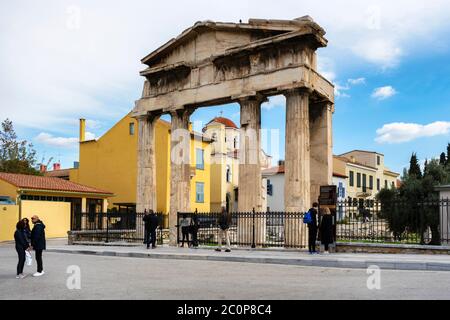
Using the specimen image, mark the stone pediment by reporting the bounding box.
[141,16,327,70]
[134,16,334,116]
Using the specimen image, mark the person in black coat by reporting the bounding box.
[215,207,231,252]
[22,218,32,243]
[190,213,200,249]
[307,203,319,254]
[142,209,149,245]
[14,220,30,279]
[144,210,159,249]
[319,207,334,254]
[30,215,46,276]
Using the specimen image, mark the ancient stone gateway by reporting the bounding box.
[132,17,335,246]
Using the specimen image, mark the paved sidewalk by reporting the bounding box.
[35,239,450,272]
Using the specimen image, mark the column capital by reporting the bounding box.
[283,87,313,98]
[136,111,161,123]
[234,92,268,105]
[169,106,196,120]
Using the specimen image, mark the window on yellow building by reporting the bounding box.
[129,122,135,135]
[357,173,361,188]
[196,182,204,203]
[369,176,373,190]
[377,178,380,191]
[196,148,204,170]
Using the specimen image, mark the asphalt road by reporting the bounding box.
[1,245,449,300]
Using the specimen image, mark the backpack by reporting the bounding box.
[303,210,313,224]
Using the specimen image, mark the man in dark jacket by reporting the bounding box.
[30,215,46,277]
[307,203,319,254]
[215,207,231,252]
[145,210,159,249]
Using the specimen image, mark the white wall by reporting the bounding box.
[265,174,285,212]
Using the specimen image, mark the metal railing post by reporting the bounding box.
[106,211,109,243]
[252,208,256,249]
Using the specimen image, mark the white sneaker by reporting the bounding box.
[323,251,330,255]
[33,271,45,277]
[19,274,28,279]
[16,275,20,279]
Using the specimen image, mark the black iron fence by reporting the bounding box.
[71,212,168,244]
[70,199,450,248]
[335,198,450,245]
[177,210,308,249]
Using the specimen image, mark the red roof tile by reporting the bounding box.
[0,172,113,195]
[207,117,238,129]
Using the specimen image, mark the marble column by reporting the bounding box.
[136,114,160,213]
[284,89,311,247]
[309,101,333,205]
[238,96,265,245]
[169,108,193,246]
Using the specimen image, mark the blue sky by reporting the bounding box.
[1,0,449,174]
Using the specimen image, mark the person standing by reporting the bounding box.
[14,220,30,279]
[307,203,319,254]
[147,210,159,249]
[142,209,150,246]
[190,213,200,249]
[179,214,190,248]
[22,218,32,244]
[30,215,46,277]
[215,207,231,252]
[319,207,334,254]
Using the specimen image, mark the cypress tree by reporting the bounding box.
[408,153,422,178]
[440,152,447,166]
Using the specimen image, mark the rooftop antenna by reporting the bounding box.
[219,110,223,117]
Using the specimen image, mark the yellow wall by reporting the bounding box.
[21,200,71,239]
[191,138,211,212]
[0,205,19,242]
[75,113,211,214]
[0,179,19,203]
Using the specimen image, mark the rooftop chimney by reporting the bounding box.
[278,160,285,166]
[39,164,47,173]
[79,119,86,142]
[53,163,61,171]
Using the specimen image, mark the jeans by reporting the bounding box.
[16,247,25,275]
[308,227,318,253]
[218,229,230,250]
[35,249,43,273]
[181,227,190,247]
[146,229,157,248]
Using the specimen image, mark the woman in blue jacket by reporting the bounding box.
[14,220,30,279]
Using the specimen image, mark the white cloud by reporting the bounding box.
[352,38,402,68]
[375,121,450,144]
[348,78,366,85]
[372,86,397,100]
[35,133,79,148]
[262,95,286,110]
[35,131,95,148]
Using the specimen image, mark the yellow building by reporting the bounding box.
[70,113,212,216]
[337,150,400,200]
[0,172,112,241]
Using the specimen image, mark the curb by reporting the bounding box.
[46,248,450,272]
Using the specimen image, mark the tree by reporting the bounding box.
[439,152,447,166]
[447,143,450,167]
[0,119,40,175]
[408,153,422,179]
